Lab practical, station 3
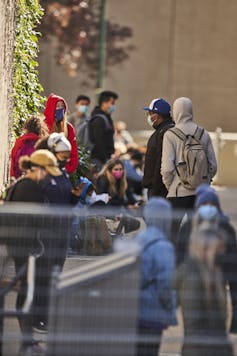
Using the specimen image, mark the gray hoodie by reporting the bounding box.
[161,97,217,198]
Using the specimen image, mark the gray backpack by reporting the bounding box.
[78,114,112,152]
[78,117,94,152]
[169,126,209,190]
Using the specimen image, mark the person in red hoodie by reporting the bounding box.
[10,116,48,179]
[44,93,78,174]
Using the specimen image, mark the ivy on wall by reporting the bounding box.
[13,0,45,137]
[11,1,90,178]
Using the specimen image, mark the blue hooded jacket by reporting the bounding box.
[136,197,177,328]
[77,177,93,205]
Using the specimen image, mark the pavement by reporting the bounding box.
[1,187,237,355]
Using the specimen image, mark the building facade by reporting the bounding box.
[39,0,237,132]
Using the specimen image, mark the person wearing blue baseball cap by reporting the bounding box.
[142,98,174,198]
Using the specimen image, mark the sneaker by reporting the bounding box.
[33,321,48,334]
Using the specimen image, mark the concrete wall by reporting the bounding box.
[39,0,237,133]
[0,0,15,190]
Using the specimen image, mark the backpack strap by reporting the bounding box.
[194,126,205,141]
[169,127,187,142]
[90,114,113,131]
[170,126,205,141]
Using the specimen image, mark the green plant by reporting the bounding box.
[13,0,45,137]
[70,144,92,187]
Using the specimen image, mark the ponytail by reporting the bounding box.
[19,156,32,171]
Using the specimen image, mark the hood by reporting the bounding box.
[44,93,68,131]
[11,132,39,157]
[143,197,172,237]
[78,176,93,202]
[172,97,193,125]
[195,186,221,211]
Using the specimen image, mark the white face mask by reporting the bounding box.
[147,115,154,127]
[198,205,219,220]
[77,105,89,114]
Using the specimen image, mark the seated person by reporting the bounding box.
[96,158,137,207]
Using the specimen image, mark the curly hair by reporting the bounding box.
[24,116,48,136]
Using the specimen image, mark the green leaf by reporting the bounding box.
[13,0,45,137]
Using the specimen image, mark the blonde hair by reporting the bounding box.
[189,227,226,317]
[98,158,127,199]
[189,227,222,267]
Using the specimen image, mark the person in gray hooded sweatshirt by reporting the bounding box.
[161,97,217,210]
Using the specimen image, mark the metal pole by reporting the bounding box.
[96,0,107,97]
[167,0,177,99]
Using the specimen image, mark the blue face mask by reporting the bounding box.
[108,105,116,114]
[55,108,65,122]
[77,105,89,114]
[198,205,219,221]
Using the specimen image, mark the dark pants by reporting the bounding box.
[168,195,195,244]
[136,326,162,356]
[33,251,66,325]
[147,188,168,200]
[13,257,33,346]
[168,195,195,210]
[32,256,53,325]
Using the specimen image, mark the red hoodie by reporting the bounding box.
[44,93,79,174]
[10,132,39,178]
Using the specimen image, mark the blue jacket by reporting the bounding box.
[40,169,78,205]
[136,198,177,328]
[124,159,143,183]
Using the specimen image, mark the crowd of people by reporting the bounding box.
[3,90,237,355]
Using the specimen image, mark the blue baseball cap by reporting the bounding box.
[143,98,171,115]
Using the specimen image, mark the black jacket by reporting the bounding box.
[8,178,45,203]
[89,107,115,164]
[142,118,174,198]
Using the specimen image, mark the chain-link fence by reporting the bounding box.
[0,203,236,355]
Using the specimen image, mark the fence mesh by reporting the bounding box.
[0,203,236,355]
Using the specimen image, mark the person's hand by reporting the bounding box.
[127,204,139,209]
[71,183,87,197]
